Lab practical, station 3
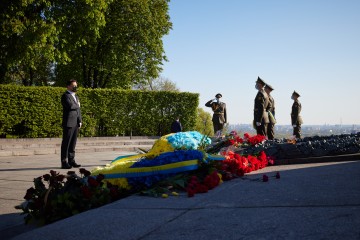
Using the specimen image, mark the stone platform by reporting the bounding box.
[0,136,157,157]
[0,151,359,240]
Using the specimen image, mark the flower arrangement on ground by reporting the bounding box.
[17,131,275,225]
[16,169,130,225]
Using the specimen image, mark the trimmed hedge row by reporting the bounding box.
[0,85,199,138]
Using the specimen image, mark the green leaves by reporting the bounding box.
[0,85,199,137]
[1,0,171,88]
[194,108,214,136]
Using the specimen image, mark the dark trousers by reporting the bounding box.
[256,123,268,136]
[213,122,224,133]
[267,123,275,140]
[293,125,301,138]
[212,114,224,133]
[61,126,79,163]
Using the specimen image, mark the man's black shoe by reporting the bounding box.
[61,163,72,169]
[69,162,81,168]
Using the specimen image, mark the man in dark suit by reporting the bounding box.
[60,79,82,169]
[291,90,303,138]
[170,116,182,133]
[253,77,270,136]
[265,84,276,140]
[205,93,227,137]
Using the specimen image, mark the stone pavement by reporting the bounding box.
[0,137,156,157]
[0,151,133,239]
[1,152,360,239]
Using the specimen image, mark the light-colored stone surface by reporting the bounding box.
[0,151,359,240]
[0,137,156,157]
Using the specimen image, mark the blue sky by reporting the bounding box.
[161,0,360,125]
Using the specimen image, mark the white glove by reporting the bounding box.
[292,125,296,127]
[79,123,82,128]
[256,122,261,126]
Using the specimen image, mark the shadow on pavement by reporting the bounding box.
[3,160,360,240]
[0,213,37,240]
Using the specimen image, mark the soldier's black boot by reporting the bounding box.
[69,160,81,168]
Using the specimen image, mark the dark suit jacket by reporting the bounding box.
[171,120,182,133]
[61,91,82,128]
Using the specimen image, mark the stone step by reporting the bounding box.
[0,145,153,157]
[0,136,158,143]
[0,140,156,150]
[0,137,157,157]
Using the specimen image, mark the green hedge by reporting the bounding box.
[0,85,199,138]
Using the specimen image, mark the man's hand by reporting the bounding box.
[292,124,296,127]
[256,122,261,126]
[79,123,82,128]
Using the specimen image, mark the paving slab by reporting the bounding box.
[1,151,360,240]
[0,137,156,158]
[0,151,133,239]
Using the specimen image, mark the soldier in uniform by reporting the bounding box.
[205,93,227,136]
[253,77,270,136]
[265,84,276,140]
[291,90,303,138]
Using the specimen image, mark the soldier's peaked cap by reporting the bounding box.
[256,76,266,85]
[215,93,222,98]
[265,84,274,90]
[292,90,300,97]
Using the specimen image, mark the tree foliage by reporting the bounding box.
[0,0,172,88]
[0,85,198,138]
[194,108,214,136]
[0,0,61,85]
[133,76,180,92]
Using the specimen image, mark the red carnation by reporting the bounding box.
[196,184,208,193]
[79,168,91,177]
[88,177,99,187]
[81,186,92,199]
[244,133,250,139]
[262,174,269,182]
[96,174,105,182]
[236,168,244,177]
[43,174,50,181]
[56,175,65,182]
[24,187,35,200]
[187,190,195,197]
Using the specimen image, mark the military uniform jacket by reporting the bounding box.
[254,89,270,124]
[61,91,82,128]
[205,100,227,124]
[291,100,303,125]
[266,94,276,124]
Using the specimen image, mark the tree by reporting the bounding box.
[194,108,214,136]
[51,0,113,87]
[0,0,172,88]
[0,0,62,85]
[54,0,172,89]
[133,76,179,91]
